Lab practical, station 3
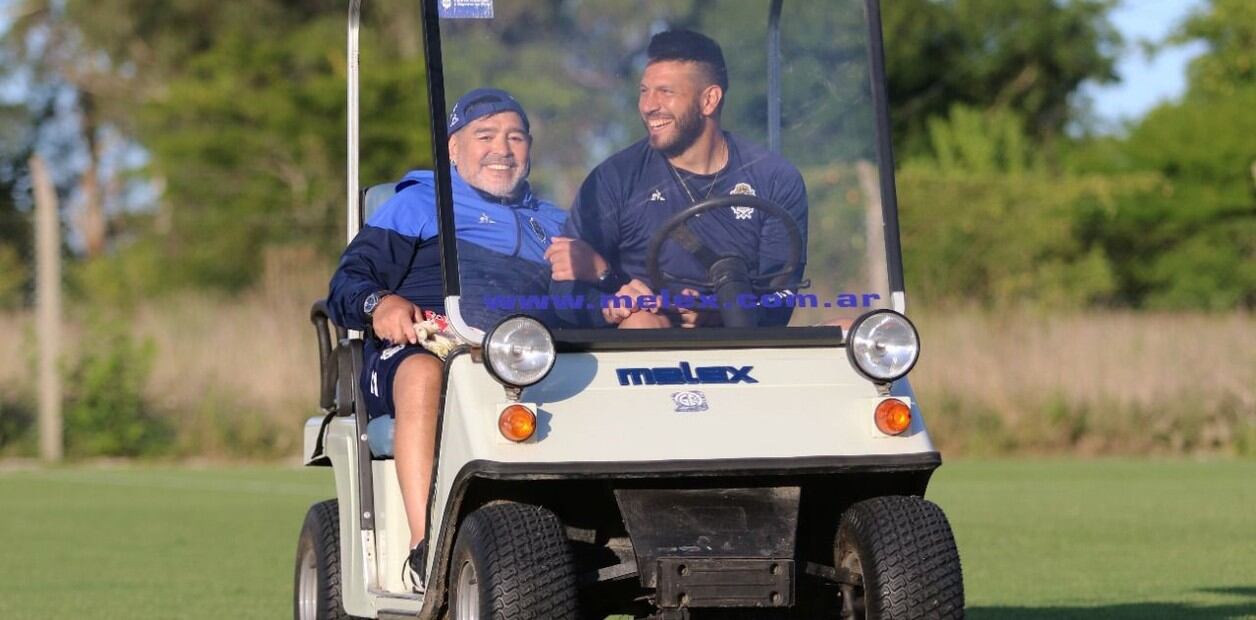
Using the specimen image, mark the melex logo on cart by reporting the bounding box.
[615,362,758,386]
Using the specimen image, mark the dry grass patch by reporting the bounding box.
[912,309,1256,455]
[3,291,1254,458]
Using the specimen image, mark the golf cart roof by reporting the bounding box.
[348,0,906,347]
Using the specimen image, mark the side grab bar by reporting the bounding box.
[310,300,346,412]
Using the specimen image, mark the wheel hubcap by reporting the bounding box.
[298,546,319,620]
[455,559,479,620]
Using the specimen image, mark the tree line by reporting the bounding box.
[0,0,1251,310]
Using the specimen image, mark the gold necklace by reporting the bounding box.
[667,140,728,205]
[669,164,720,205]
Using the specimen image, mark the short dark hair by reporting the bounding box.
[647,29,729,93]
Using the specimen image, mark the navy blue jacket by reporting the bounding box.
[327,170,567,331]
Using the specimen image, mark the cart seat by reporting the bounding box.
[362,183,397,224]
[366,415,395,459]
[354,182,400,460]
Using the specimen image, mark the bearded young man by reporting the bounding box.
[327,88,568,592]
[549,29,809,328]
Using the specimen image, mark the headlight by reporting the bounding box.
[846,310,920,383]
[483,315,556,388]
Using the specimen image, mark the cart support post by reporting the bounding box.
[767,0,783,153]
[347,0,362,242]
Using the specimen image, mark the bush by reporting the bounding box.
[0,243,26,309]
[0,395,35,456]
[173,389,294,459]
[64,320,171,457]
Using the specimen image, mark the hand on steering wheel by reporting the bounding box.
[643,194,804,327]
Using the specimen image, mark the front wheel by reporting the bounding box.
[294,499,363,620]
[448,502,579,620]
[835,495,964,619]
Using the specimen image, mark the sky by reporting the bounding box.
[1083,0,1208,124]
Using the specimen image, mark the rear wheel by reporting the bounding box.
[448,502,579,620]
[295,499,363,620]
[835,495,963,619]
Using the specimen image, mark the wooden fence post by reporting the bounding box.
[31,156,63,463]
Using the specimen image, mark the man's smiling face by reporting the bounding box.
[638,60,708,158]
[448,111,531,199]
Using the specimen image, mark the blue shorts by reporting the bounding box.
[359,339,439,422]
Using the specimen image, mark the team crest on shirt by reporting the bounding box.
[528,216,548,242]
[730,183,756,220]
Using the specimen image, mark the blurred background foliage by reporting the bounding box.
[0,0,1251,457]
[0,0,1248,310]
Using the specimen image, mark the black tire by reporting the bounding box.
[447,502,580,620]
[294,499,364,620]
[835,495,964,619]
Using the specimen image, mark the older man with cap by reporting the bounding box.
[327,87,570,592]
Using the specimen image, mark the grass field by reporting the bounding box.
[0,460,1253,619]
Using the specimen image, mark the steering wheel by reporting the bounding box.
[644,194,804,327]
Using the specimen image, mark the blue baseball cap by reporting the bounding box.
[448,88,530,135]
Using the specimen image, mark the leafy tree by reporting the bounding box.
[0,103,31,306]
[0,0,1130,302]
[2,0,145,260]
[882,0,1121,157]
[923,105,1039,176]
[8,0,432,293]
[1069,0,1256,309]
[1171,0,1256,98]
[898,105,1160,308]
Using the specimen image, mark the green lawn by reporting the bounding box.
[0,461,1252,619]
[929,461,1256,619]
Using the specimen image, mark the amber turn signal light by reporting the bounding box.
[498,405,537,442]
[875,399,912,435]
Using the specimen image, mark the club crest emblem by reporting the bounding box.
[671,390,709,413]
[730,183,756,219]
[528,217,548,242]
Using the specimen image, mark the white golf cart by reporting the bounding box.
[296,1,963,618]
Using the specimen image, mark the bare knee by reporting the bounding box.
[396,353,442,385]
[393,354,443,419]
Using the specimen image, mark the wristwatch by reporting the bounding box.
[595,267,626,293]
[363,289,392,317]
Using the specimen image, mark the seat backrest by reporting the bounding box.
[361,183,398,225]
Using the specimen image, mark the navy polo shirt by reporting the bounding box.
[564,132,808,325]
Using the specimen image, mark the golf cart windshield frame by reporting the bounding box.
[416,0,905,346]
